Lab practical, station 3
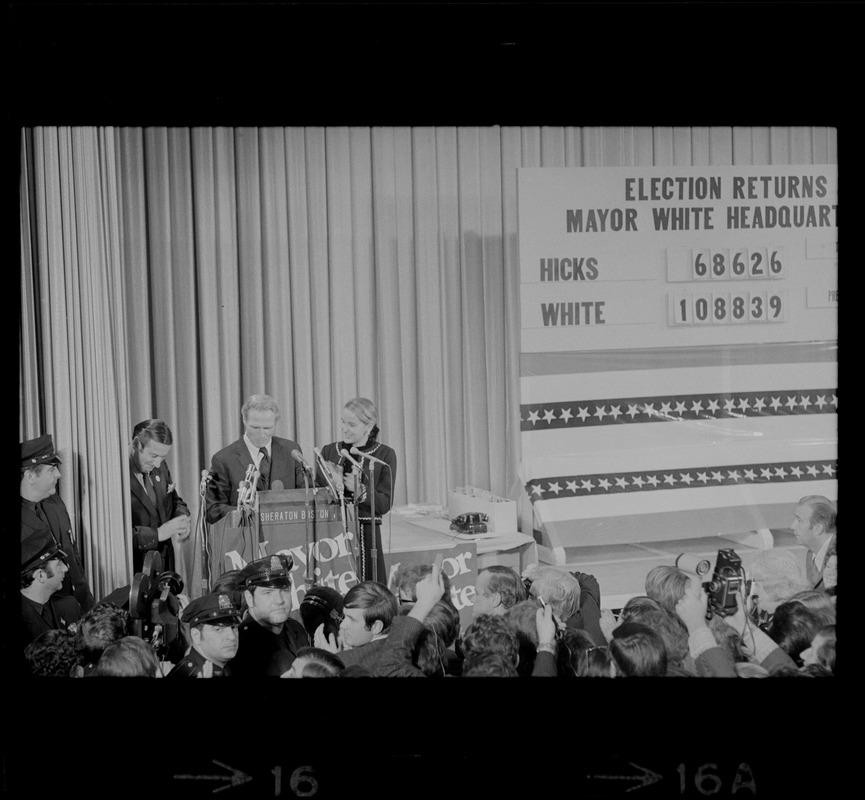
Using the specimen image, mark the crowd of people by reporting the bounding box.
[21,496,836,678]
[20,394,836,678]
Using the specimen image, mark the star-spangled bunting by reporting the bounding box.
[519,389,837,429]
[525,459,838,503]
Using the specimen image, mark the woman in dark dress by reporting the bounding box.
[317,397,397,584]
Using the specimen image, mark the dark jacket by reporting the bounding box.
[129,459,190,574]
[206,436,306,524]
[21,495,94,612]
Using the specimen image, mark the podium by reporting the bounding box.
[207,487,358,600]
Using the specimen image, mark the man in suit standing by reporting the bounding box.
[205,394,307,524]
[20,434,94,612]
[792,494,837,593]
[129,419,190,574]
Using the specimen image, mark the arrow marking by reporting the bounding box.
[588,761,663,792]
[175,759,253,793]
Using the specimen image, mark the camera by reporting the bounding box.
[702,548,745,618]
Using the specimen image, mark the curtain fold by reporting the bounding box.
[20,126,131,600]
[20,125,837,599]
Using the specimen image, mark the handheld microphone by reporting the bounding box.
[350,446,388,467]
[291,449,315,479]
[340,448,364,471]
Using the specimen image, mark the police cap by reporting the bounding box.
[21,434,62,470]
[21,530,68,572]
[182,592,243,627]
[240,553,294,589]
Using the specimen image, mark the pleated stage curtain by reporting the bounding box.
[19,125,837,599]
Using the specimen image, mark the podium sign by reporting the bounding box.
[208,489,480,628]
[209,488,359,609]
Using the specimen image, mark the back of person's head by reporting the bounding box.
[766,602,823,665]
[343,581,398,633]
[802,624,836,674]
[504,599,543,677]
[786,589,836,627]
[462,651,519,677]
[92,636,159,677]
[644,566,691,614]
[748,550,809,610]
[24,629,82,677]
[390,563,452,606]
[411,600,460,678]
[525,565,581,621]
[482,565,526,611]
[292,646,345,677]
[610,622,667,677]
[619,595,662,621]
[462,614,519,666]
[558,627,611,678]
[624,606,689,669]
[299,586,345,642]
[78,602,129,666]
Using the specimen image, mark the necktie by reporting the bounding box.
[805,551,820,587]
[258,447,270,491]
[34,502,49,526]
[144,473,158,506]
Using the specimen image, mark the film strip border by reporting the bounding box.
[520,389,837,430]
[526,459,838,503]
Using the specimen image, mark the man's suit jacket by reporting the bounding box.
[338,636,390,674]
[20,494,94,613]
[205,436,306,524]
[130,460,190,574]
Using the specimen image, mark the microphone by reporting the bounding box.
[314,447,342,498]
[199,469,212,493]
[340,448,364,471]
[350,446,388,467]
[271,479,284,491]
[291,449,315,479]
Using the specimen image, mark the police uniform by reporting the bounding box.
[167,592,242,678]
[20,434,94,612]
[229,554,311,677]
[21,529,82,650]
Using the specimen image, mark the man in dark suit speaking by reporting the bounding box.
[205,394,307,525]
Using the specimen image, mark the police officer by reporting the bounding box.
[20,434,94,611]
[228,554,310,677]
[21,529,82,650]
[167,592,243,677]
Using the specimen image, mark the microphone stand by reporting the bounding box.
[351,469,363,580]
[302,467,315,589]
[314,448,358,578]
[367,460,377,584]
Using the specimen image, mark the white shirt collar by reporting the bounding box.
[814,535,834,572]
[244,434,271,464]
